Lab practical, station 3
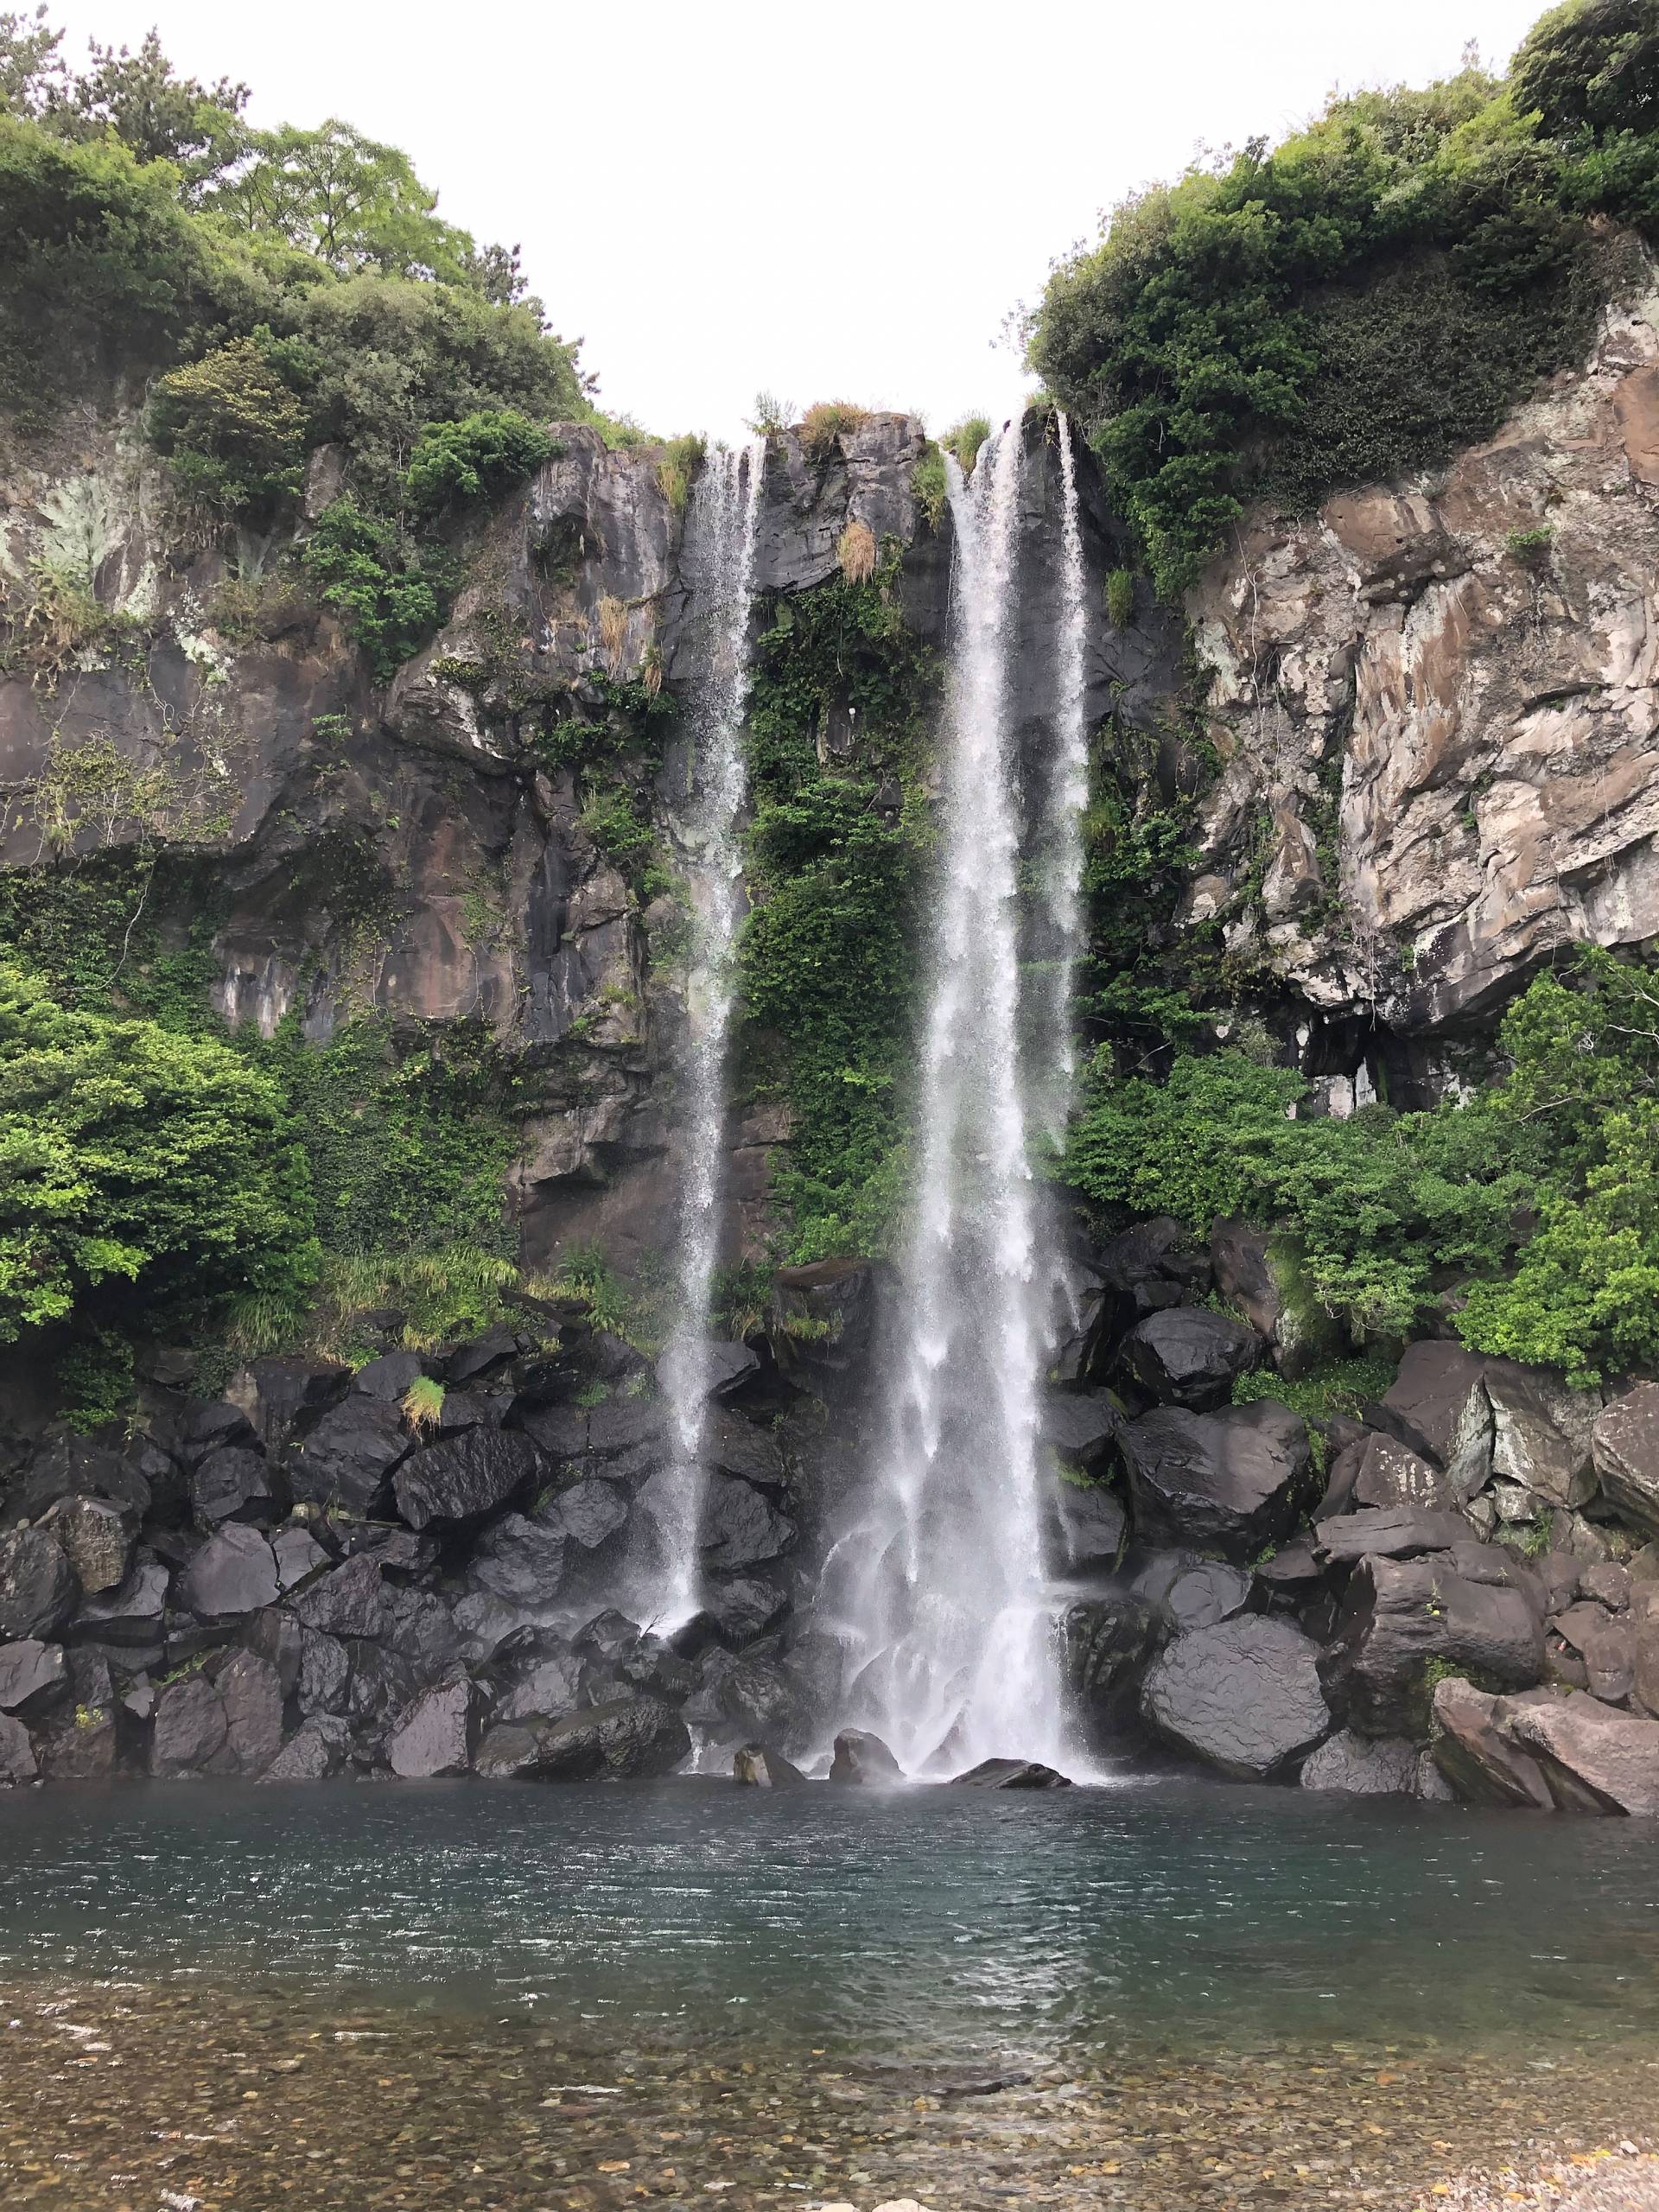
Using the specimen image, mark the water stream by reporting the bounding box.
[645,438,766,1631]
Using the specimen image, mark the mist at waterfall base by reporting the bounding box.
[639,439,766,1636]
[821,422,1094,1778]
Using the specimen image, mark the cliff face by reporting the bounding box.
[1178,276,1659,1095]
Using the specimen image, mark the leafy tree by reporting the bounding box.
[1514,0,1659,142]
[0,962,315,1339]
[405,407,555,513]
[208,118,477,281]
[148,333,308,510]
[302,499,448,683]
[0,3,64,114]
[37,26,247,193]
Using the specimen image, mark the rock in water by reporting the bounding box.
[1298,1729,1419,1796]
[949,1758,1073,1789]
[734,1742,806,1787]
[0,1639,67,1718]
[477,1698,690,1782]
[828,1728,904,1784]
[1430,1680,1557,1810]
[1503,1688,1659,1815]
[388,1680,477,1778]
[1142,1615,1331,1781]
[0,1528,79,1641]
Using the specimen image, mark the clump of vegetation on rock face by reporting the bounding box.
[1061,945,1659,1385]
[836,518,877,583]
[799,399,870,459]
[912,442,948,530]
[404,409,556,515]
[148,335,308,514]
[940,414,992,472]
[654,432,706,518]
[1027,4,1657,596]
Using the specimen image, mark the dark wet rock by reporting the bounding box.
[348,1525,437,1577]
[1122,1400,1310,1563]
[473,1721,547,1778]
[174,1400,257,1469]
[1582,1616,1637,1703]
[1592,1384,1659,1537]
[1087,1217,1212,1355]
[574,1609,641,1667]
[290,1553,389,1640]
[494,1696,690,1781]
[734,1742,807,1787]
[696,1472,796,1573]
[1313,1508,1471,1564]
[288,1396,410,1515]
[272,1524,329,1592]
[260,1713,353,1782]
[191,1447,283,1529]
[467,1514,567,1610]
[543,1478,629,1553]
[209,1648,284,1775]
[0,1638,66,1717]
[671,1578,790,1655]
[1142,1615,1332,1780]
[584,1398,667,1461]
[1555,1599,1618,1654]
[239,1606,302,1698]
[1320,1554,1544,1734]
[388,1678,478,1777]
[381,1587,462,1686]
[950,1758,1073,1789]
[1369,1343,1493,1495]
[435,1390,509,1438]
[1208,1218,1280,1342]
[179,1527,276,1618]
[351,1351,426,1402]
[617,1632,698,1702]
[1503,1688,1659,1815]
[0,1527,79,1642]
[494,1650,583,1723]
[829,1727,903,1784]
[393,1430,538,1530]
[510,1400,589,1460]
[657,1338,760,1407]
[74,1559,168,1643]
[1122,1308,1260,1412]
[241,1355,348,1454]
[1299,1728,1420,1795]
[37,1710,117,1780]
[1539,1551,1582,1615]
[20,1439,153,1522]
[444,1325,521,1386]
[1164,1560,1253,1631]
[1333,1433,1460,1516]
[1045,1479,1128,1579]
[43,1495,136,1595]
[1255,1537,1325,1597]
[1486,1362,1601,1510]
[769,1256,884,1399]
[150,1673,229,1777]
[1040,1390,1124,1472]
[703,1408,789,1491]
[687,1650,795,1741]
[297,1626,352,1716]
[1582,1561,1633,1611]
[0,1712,38,1784]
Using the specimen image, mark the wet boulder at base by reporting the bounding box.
[388,1679,479,1778]
[1122,1399,1311,1562]
[1298,1729,1420,1796]
[734,1742,807,1787]
[0,1528,79,1641]
[287,1396,410,1516]
[0,1638,67,1718]
[1045,1478,1128,1579]
[480,1697,690,1781]
[949,1758,1073,1789]
[1121,1307,1261,1411]
[1319,1554,1544,1736]
[1503,1689,1659,1815]
[393,1431,539,1530]
[829,1728,904,1784]
[1063,1595,1158,1744]
[43,1496,137,1593]
[0,1713,39,1785]
[1141,1615,1332,1781]
[1430,1680,1558,1810]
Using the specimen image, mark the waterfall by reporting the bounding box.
[1033,411,1090,1148]
[823,422,1071,1775]
[645,438,766,1632]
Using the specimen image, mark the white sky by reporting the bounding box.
[48,0,1550,441]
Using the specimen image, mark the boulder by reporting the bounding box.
[1142,1615,1331,1781]
[1163,1560,1253,1631]
[210,1648,285,1775]
[1045,1479,1128,1579]
[288,1396,410,1515]
[829,1728,904,1784]
[44,1496,137,1593]
[149,1674,229,1777]
[1122,1400,1310,1561]
[546,1478,631,1553]
[1580,1616,1636,1704]
[260,1713,352,1782]
[0,1639,66,1717]
[392,1430,538,1530]
[241,1606,303,1698]
[1122,1307,1260,1411]
[0,1713,38,1785]
[444,1325,520,1385]
[75,1559,168,1644]
[734,1743,807,1787]
[490,1697,690,1781]
[494,1650,584,1723]
[172,1399,256,1468]
[1320,1554,1544,1735]
[769,1256,884,1399]
[241,1356,348,1454]
[1299,1729,1420,1796]
[1485,1363,1601,1510]
[1255,1536,1326,1598]
[1040,1390,1123,1472]
[1313,1508,1471,1564]
[1209,1221,1343,1377]
[697,1473,796,1573]
[289,1554,389,1640]
[704,1408,790,1491]
[1061,1592,1157,1739]
[670,1576,789,1655]
[467,1515,567,1610]
[179,1526,278,1618]
[382,1586,462,1683]
[0,1528,79,1640]
[473,1721,546,1779]
[272,1525,329,1592]
[657,1338,761,1405]
[685,1650,796,1741]
[1504,1689,1659,1815]
[351,1351,426,1402]
[1369,1343,1493,1496]
[1582,1561,1633,1611]
[38,1711,117,1781]
[1085,1217,1211,1356]
[297,1627,352,1717]
[20,1438,152,1522]
[388,1679,478,1777]
[1592,1384,1659,1537]
[949,1758,1073,1789]
[1336,1433,1460,1516]
[191,1447,282,1529]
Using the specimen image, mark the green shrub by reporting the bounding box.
[1104,568,1135,627]
[0,961,315,1340]
[654,431,706,518]
[149,334,308,512]
[578,784,655,878]
[405,407,556,514]
[912,442,948,530]
[940,414,992,471]
[302,499,448,683]
[1513,0,1659,143]
[1506,524,1555,566]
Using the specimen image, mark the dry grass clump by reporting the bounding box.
[595,593,628,675]
[836,518,877,584]
[800,400,870,460]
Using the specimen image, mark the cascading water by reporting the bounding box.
[645,438,766,1632]
[823,422,1071,1775]
[1033,411,1090,1149]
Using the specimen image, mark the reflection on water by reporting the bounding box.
[1,1777,1657,2063]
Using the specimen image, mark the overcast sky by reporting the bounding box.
[48,0,1550,440]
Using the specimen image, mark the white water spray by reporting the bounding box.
[1033,411,1091,1148]
[823,423,1070,1774]
[647,438,766,1631]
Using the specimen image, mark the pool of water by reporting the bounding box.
[2,1777,1656,2064]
